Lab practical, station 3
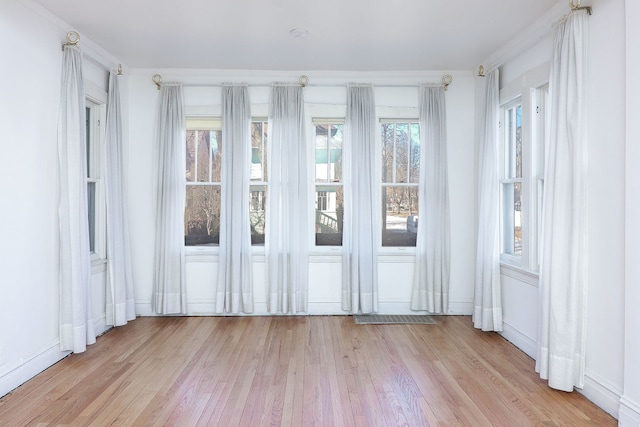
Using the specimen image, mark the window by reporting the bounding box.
[85,100,106,259]
[185,118,222,246]
[317,191,329,211]
[250,120,268,245]
[381,120,420,247]
[532,85,548,270]
[314,121,344,246]
[184,118,268,247]
[499,80,548,270]
[500,102,523,258]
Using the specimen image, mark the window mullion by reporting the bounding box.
[208,130,213,183]
[392,124,397,183]
[406,123,411,183]
[325,143,330,184]
[194,130,199,183]
[261,124,266,182]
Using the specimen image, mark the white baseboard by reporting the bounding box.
[619,396,640,426]
[499,321,537,359]
[137,299,473,316]
[498,322,622,419]
[93,314,109,336]
[579,370,622,419]
[0,343,70,398]
[0,314,110,399]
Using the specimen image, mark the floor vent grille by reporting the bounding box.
[353,315,437,325]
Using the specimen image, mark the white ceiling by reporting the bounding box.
[33,0,562,71]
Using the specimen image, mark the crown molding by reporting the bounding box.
[483,1,569,71]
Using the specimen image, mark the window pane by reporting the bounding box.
[315,186,344,246]
[381,124,394,183]
[186,130,196,183]
[87,182,96,253]
[185,185,221,246]
[381,186,419,247]
[506,105,523,179]
[514,181,522,256]
[196,130,211,182]
[409,123,420,184]
[315,124,343,183]
[515,106,522,178]
[250,185,267,245]
[251,122,268,181]
[328,125,343,181]
[501,182,522,256]
[86,107,91,177]
[315,124,328,182]
[394,123,409,183]
[210,130,222,183]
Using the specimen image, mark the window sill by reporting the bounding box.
[184,248,416,264]
[500,262,539,287]
[185,247,266,262]
[378,246,415,255]
[91,257,107,274]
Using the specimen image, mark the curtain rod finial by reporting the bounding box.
[152,74,162,90]
[442,74,453,90]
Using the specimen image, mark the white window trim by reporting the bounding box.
[311,117,345,250]
[183,113,270,255]
[85,82,107,264]
[378,107,419,254]
[499,98,524,266]
[498,63,549,275]
[185,116,221,255]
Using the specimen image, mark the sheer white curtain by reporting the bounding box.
[536,10,589,391]
[411,86,450,314]
[217,84,254,314]
[152,84,187,315]
[342,84,378,314]
[266,84,308,313]
[58,45,96,352]
[473,70,503,331]
[105,71,136,326]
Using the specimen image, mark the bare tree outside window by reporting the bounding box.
[184,127,222,246]
[250,121,268,245]
[381,121,420,247]
[184,119,268,247]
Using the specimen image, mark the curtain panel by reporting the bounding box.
[58,45,96,352]
[266,84,309,314]
[342,84,378,314]
[536,9,589,392]
[105,71,136,326]
[152,84,187,315]
[411,86,451,314]
[217,84,254,314]
[472,69,503,331]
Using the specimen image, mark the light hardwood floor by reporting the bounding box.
[0,316,616,426]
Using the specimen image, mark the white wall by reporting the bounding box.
[621,0,640,424]
[583,0,626,414]
[2,0,631,420]
[0,0,112,398]
[126,70,476,316]
[493,0,627,418]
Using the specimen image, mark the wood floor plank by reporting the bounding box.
[0,316,617,427]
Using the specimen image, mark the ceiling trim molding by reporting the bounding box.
[482,1,569,71]
[17,0,125,72]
